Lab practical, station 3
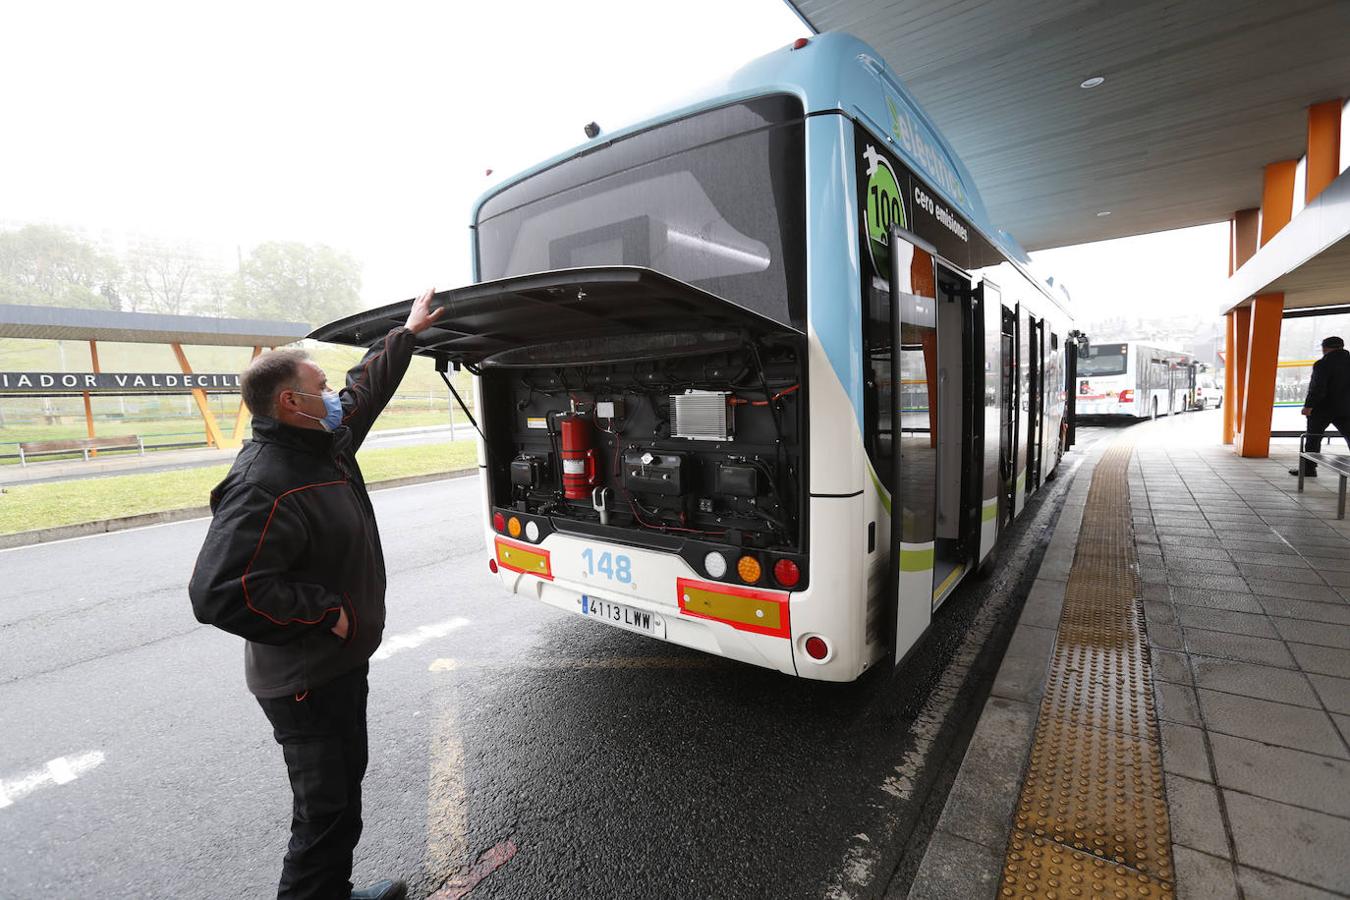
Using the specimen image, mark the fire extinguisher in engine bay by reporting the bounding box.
[559,413,600,500]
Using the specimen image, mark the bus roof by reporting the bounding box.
[470,32,1050,289]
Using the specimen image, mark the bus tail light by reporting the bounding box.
[773,559,801,588]
[736,555,762,584]
[492,512,506,533]
[488,558,499,574]
[803,635,830,661]
[1119,389,1134,403]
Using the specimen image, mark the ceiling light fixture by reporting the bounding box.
[1096,210,1112,217]
[1080,76,1106,89]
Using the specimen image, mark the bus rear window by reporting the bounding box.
[1081,344,1128,376]
[475,95,806,328]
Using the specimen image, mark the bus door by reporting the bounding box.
[1000,305,1018,527]
[1026,315,1045,492]
[979,282,1004,562]
[932,263,983,606]
[885,229,939,664]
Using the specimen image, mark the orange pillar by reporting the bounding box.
[83,340,101,455]
[1260,161,1298,247]
[230,346,263,445]
[1233,208,1260,270]
[1306,99,1343,204]
[1223,314,1237,444]
[170,342,227,449]
[1228,220,1235,277]
[1232,306,1251,437]
[1235,293,1284,458]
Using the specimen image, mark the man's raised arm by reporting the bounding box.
[337,287,445,450]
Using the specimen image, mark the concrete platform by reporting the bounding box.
[911,410,1350,899]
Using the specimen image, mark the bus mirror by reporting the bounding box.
[1077,339,1090,360]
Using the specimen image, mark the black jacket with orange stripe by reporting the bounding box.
[189,326,416,698]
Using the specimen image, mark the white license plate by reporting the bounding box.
[579,595,665,638]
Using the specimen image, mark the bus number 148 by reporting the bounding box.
[581,548,632,584]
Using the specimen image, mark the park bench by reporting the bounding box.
[1297,431,1350,519]
[17,434,145,467]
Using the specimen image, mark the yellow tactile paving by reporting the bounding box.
[1003,831,1175,899]
[1000,438,1177,896]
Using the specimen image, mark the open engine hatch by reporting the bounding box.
[308,266,802,366]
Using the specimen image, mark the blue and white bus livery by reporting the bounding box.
[312,33,1079,682]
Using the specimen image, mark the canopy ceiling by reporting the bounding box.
[786,0,1350,251]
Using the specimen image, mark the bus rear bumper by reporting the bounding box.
[499,568,800,676]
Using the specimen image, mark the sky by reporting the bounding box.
[0,0,1227,324]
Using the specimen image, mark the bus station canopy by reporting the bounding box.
[0,304,310,347]
[1220,169,1350,313]
[785,0,1349,252]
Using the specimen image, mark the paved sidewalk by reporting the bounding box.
[1134,416,1350,897]
[910,410,1350,899]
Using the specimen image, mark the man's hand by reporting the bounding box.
[1302,407,1312,417]
[331,607,350,640]
[405,287,446,335]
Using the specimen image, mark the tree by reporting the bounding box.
[198,269,233,319]
[0,225,123,310]
[124,242,202,315]
[231,241,362,325]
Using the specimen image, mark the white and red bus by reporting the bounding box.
[1076,341,1196,420]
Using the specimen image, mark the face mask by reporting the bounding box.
[293,389,344,431]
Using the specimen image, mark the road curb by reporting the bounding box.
[903,441,1105,898]
[0,467,478,550]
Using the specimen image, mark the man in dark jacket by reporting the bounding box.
[1292,335,1350,477]
[190,289,443,900]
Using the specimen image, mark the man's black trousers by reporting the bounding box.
[257,663,369,900]
[1302,411,1350,472]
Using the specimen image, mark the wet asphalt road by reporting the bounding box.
[0,429,1103,899]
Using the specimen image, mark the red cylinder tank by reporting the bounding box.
[559,414,598,500]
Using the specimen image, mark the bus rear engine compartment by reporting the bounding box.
[483,340,804,559]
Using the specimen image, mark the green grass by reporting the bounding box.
[0,440,478,535]
[0,336,477,463]
[0,406,457,447]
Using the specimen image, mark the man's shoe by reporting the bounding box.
[351,880,406,900]
[1290,468,1317,477]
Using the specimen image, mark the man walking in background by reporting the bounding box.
[1292,335,1350,477]
[189,289,443,900]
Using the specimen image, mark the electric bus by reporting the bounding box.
[1076,341,1196,419]
[313,33,1079,682]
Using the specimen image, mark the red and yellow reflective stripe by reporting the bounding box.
[495,537,552,580]
[676,577,789,638]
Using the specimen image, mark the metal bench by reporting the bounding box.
[17,434,145,466]
[1297,431,1350,518]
